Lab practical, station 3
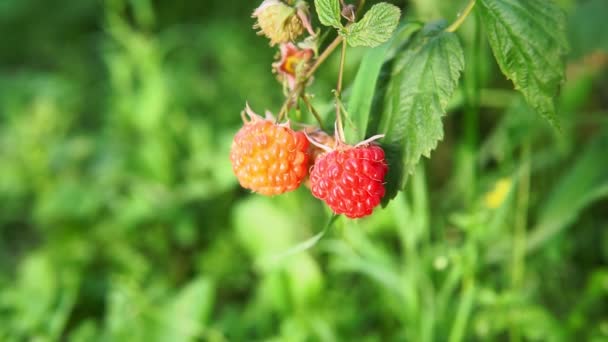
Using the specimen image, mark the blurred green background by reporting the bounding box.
[0,0,607,340]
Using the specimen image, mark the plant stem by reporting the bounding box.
[335,40,347,141]
[356,0,367,17]
[306,36,344,79]
[446,0,476,33]
[448,273,476,342]
[336,42,346,95]
[460,10,481,204]
[277,94,293,121]
[512,143,530,286]
[510,141,530,342]
[278,35,344,121]
[301,94,324,127]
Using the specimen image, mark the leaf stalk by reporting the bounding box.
[335,40,348,141]
[278,35,344,121]
[446,0,476,33]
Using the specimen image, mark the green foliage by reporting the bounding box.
[343,3,401,47]
[0,0,607,341]
[528,132,608,252]
[568,0,608,59]
[314,0,342,28]
[477,0,569,126]
[378,23,465,202]
[316,0,401,47]
[344,39,392,143]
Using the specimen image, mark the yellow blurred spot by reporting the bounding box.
[284,55,299,75]
[484,178,512,209]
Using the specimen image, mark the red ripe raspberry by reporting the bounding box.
[230,108,309,196]
[309,144,388,218]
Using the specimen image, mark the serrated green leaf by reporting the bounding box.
[365,23,424,140]
[379,26,464,203]
[344,3,401,47]
[345,22,422,144]
[477,0,568,126]
[314,0,342,28]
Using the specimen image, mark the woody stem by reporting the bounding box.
[305,35,344,79]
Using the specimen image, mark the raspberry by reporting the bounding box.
[230,113,309,196]
[309,144,388,218]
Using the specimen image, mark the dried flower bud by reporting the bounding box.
[304,128,336,163]
[252,0,308,46]
[273,42,314,91]
[341,4,356,22]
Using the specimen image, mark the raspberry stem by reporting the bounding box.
[335,40,347,142]
[356,0,366,17]
[446,0,476,33]
[277,35,344,122]
[301,94,324,127]
[305,36,344,79]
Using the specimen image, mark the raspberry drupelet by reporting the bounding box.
[230,105,309,195]
[308,133,388,218]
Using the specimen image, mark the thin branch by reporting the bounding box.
[335,40,347,141]
[277,35,345,122]
[301,94,324,127]
[356,0,366,17]
[446,0,476,33]
[305,35,344,79]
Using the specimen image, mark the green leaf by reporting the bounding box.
[260,215,339,265]
[344,3,401,47]
[159,277,214,342]
[314,0,342,28]
[345,22,422,144]
[528,133,608,253]
[569,0,608,59]
[364,23,424,140]
[344,42,391,144]
[485,131,608,264]
[477,0,568,126]
[378,23,464,203]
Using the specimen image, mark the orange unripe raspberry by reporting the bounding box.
[231,117,309,195]
[309,144,388,218]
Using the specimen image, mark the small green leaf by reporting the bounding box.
[345,22,422,144]
[344,3,401,47]
[379,24,464,203]
[314,0,342,28]
[477,0,568,126]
